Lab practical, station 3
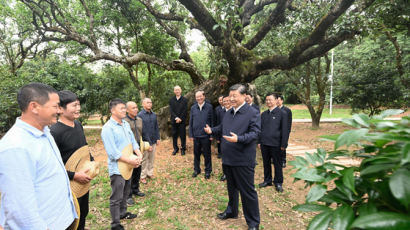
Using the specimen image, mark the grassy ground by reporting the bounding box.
[84,128,317,230]
[291,108,352,119]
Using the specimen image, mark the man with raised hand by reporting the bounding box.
[189,90,214,179]
[204,84,260,230]
[138,98,160,184]
[169,85,188,156]
[101,98,141,230]
[0,83,77,229]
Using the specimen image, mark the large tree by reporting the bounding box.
[18,0,377,90]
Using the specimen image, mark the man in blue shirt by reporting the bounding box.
[138,98,160,184]
[0,83,77,229]
[205,84,260,230]
[258,93,290,193]
[101,99,142,230]
[189,90,214,179]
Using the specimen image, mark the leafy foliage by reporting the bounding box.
[291,110,410,230]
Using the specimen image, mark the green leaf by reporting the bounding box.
[341,118,361,128]
[320,134,339,142]
[350,212,410,230]
[379,109,404,119]
[352,114,370,127]
[212,24,220,30]
[306,185,327,203]
[358,202,377,216]
[360,164,395,176]
[335,128,368,149]
[292,204,331,212]
[289,156,309,169]
[401,143,410,166]
[389,168,410,208]
[292,168,326,182]
[335,181,354,201]
[342,167,357,195]
[323,162,342,175]
[332,204,354,230]
[307,211,332,230]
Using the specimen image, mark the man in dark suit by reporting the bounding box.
[278,94,292,168]
[169,85,188,155]
[245,92,260,113]
[214,95,224,158]
[204,84,260,230]
[217,96,231,181]
[258,93,290,193]
[189,90,214,179]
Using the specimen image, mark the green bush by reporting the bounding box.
[291,110,410,230]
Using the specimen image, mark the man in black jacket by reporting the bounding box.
[214,95,224,158]
[258,93,290,193]
[169,85,188,155]
[189,90,214,179]
[278,94,292,168]
[204,84,260,230]
[245,92,260,113]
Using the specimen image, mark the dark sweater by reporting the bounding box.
[189,102,213,138]
[138,109,160,145]
[250,103,260,113]
[211,103,261,166]
[50,120,92,180]
[169,96,188,124]
[259,107,289,148]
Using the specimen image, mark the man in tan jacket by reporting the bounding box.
[124,101,146,206]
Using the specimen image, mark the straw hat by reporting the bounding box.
[118,144,142,180]
[67,191,80,230]
[140,136,150,153]
[65,145,100,197]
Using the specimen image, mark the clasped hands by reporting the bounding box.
[204,124,238,143]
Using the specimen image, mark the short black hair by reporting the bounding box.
[17,82,57,112]
[229,84,246,95]
[109,98,125,110]
[58,90,78,108]
[278,94,284,101]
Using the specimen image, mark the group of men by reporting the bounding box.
[0,82,291,230]
[170,84,292,230]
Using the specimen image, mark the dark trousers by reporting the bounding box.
[261,145,283,184]
[193,137,212,174]
[77,192,89,230]
[281,149,287,163]
[223,164,260,228]
[128,166,142,199]
[172,122,186,151]
[110,175,131,228]
[217,141,221,155]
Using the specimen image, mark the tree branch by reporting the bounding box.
[289,0,354,61]
[241,0,279,27]
[177,0,223,45]
[244,0,288,50]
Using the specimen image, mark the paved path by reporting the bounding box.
[287,143,361,166]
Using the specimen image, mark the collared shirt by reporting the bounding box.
[0,118,77,229]
[268,106,277,113]
[189,102,213,138]
[101,117,139,176]
[198,102,205,111]
[233,102,246,115]
[138,109,160,145]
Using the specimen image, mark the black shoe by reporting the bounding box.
[248,226,258,230]
[220,174,226,181]
[111,224,124,230]
[217,212,238,220]
[275,184,284,193]
[181,149,185,155]
[192,171,200,178]
[258,182,273,188]
[282,160,286,168]
[134,191,145,197]
[217,153,222,159]
[126,198,135,206]
[120,212,137,219]
[172,149,178,155]
[205,174,211,179]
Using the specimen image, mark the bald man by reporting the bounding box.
[124,101,145,206]
[169,85,188,155]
